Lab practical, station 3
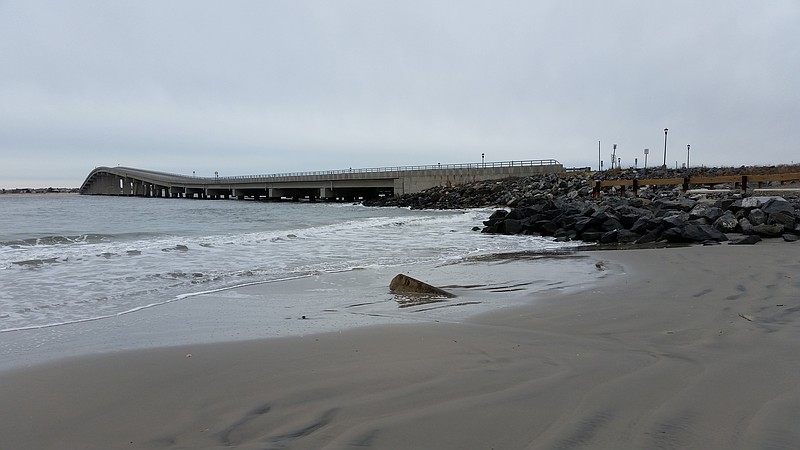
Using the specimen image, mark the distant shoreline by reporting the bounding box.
[0,188,78,194]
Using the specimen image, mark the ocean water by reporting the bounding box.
[0,194,606,368]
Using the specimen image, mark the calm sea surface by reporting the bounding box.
[1,194,605,368]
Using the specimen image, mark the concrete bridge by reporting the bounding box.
[79,160,564,201]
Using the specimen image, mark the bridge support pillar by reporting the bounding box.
[320,187,334,200]
[268,188,285,200]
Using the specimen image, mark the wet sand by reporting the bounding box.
[1,242,799,449]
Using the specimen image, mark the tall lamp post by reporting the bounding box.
[481,153,485,166]
[686,144,691,172]
[612,143,617,169]
[662,128,669,168]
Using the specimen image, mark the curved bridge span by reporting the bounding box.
[79,160,564,201]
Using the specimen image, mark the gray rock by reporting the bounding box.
[662,214,688,229]
[752,223,785,238]
[630,216,660,234]
[661,223,728,243]
[503,219,524,234]
[767,211,796,229]
[600,230,619,244]
[653,197,697,212]
[713,213,739,232]
[762,198,794,216]
[573,217,595,233]
[601,218,625,232]
[536,221,559,236]
[580,231,604,242]
[617,229,642,243]
[689,204,724,222]
[783,234,799,242]
[741,196,782,209]
[635,229,660,244]
[389,274,455,298]
[729,235,762,245]
[748,209,767,226]
[739,217,754,235]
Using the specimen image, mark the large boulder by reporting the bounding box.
[713,213,739,232]
[689,204,724,222]
[600,230,619,244]
[617,229,642,243]
[389,274,455,298]
[483,209,508,226]
[661,214,688,229]
[762,198,795,216]
[653,197,697,212]
[635,227,662,244]
[661,223,728,243]
[630,216,661,234]
[748,208,767,225]
[502,219,525,234]
[601,218,625,232]
[767,210,796,230]
[741,196,779,209]
[729,235,762,245]
[739,217,755,235]
[752,223,785,238]
[580,231,605,242]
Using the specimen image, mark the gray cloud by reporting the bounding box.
[1,0,798,188]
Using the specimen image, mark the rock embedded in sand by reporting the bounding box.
[389,274,455,298]
[729,235,762,245]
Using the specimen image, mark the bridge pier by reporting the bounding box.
[320,187,334,200]
[84,173,122,195]
[268,188,284,200]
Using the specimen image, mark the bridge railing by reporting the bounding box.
[215,159,561,182]
[98,159,561,185]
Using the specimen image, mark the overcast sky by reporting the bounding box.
[1,1,798,188]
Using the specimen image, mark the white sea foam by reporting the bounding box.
[0,197,577,334]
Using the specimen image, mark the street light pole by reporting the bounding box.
[598,140,601,171]
[663,128,669,168]
[686,144,690,172]
[481,153,485,166]
[612,143,617,169]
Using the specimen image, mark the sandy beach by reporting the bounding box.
[1,241,799,449]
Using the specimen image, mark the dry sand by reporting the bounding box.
[1,242,799,449]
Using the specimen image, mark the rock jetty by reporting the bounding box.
[363,167,800,246]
